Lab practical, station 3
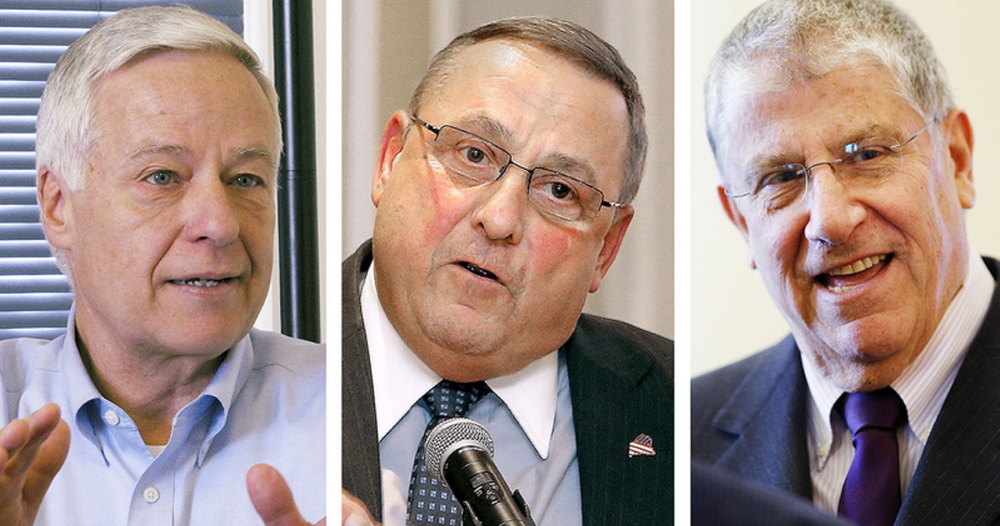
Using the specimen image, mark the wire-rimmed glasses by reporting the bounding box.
[410,115,625,222]
[724,118,939,211]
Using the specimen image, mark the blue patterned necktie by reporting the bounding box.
[837,387,908,526]
[407,380,489,526]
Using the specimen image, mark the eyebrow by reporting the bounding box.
[452,114,599,183]
[235,146,278,169]
[127,143,278,168]
[453,115,515,146]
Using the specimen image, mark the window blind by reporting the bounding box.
[0,0,243,341]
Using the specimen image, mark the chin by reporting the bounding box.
[426,325,503,357]
[164,320,250,356]
[806,332,916,391]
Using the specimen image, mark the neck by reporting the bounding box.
[75,328,225,445]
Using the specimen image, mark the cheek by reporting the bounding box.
[239,208,275,261]
[403,173,477,250]
[746,215,808,289]
[525,227,594,286]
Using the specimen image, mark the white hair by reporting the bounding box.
[705,0,953,177]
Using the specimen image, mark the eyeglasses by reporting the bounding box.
[410,115,625,222]
[725,118,939,211]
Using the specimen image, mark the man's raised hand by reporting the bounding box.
[0,403,70,526]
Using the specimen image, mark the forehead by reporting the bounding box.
[88,50,279,162]
[718,65,922,177]
[92,51,277,139]
[419,40,629,188]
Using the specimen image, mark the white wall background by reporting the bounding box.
[690,0,1000,375]
[343,0,674,339]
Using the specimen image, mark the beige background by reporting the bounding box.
[690,0,1000,375]
[343,0,675,340]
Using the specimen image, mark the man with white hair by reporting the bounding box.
[0,6,323,525]
[692,0,999,524]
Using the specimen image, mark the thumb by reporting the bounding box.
[247,464,314,526]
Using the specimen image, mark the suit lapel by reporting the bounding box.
[710,337,814,499]
[341,241,384,520]
[897,258,1000,525]
[567,315,673,526]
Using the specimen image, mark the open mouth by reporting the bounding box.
[818,254,890,293]
[169,277,233,288]
[458,262,499,282]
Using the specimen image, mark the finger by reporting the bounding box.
[5,404,62,477]
[341,489,377,526]
[247,464,310,526]
[0,420,30,469]
[22,418,70,512]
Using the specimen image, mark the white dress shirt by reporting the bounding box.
[804,250,995,513]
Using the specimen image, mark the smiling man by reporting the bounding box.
[0,6,323,525]
[692,0,1000,525]
[342,17,673,526]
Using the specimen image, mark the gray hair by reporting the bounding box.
[35,5,280,277]
[409,16,647,205]
[705,0,953,176]
[35,5,281,191]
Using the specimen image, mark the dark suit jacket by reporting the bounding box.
[692,462,852,526]
[692,257,1000,525]
[343,241,674,525]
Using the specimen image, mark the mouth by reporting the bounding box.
[817,254,890,293]
[168,277,236,288]
[457,261,500,282]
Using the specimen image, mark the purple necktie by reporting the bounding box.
[837,388,908,526]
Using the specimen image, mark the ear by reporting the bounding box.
[371,110,410,208]
[943,109,975,209]
[36,166,74,251]
[718,183,756,270]
[589,205,634,293]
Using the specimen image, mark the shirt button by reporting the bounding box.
[143,487,159,503]
[104,410,120,426]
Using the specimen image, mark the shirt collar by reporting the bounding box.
[62,304,256,465]
[191,332,255,463]
[363,264,559,458]
[804,249,994,465]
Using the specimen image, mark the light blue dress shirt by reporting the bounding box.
[0,312,325,525]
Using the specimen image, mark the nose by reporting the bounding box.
[180,176,241,246]
[802,163,866,246]
[469,163,529,244]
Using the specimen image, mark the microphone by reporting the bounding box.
[424,417,536,526]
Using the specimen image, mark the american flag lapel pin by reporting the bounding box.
[628,433,656,458]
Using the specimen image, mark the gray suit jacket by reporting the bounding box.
[692,257,1000,525]
[342,240,674,525]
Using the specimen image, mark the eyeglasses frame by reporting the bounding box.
[724,117,941,205]
[409,115,626,220]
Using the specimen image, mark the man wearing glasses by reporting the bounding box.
[342,16,672,526]
[692,0,999,524]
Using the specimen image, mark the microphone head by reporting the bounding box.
[424,417,495,481]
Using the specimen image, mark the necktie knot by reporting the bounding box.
[841,387,908,434]
[422,379,489,420]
